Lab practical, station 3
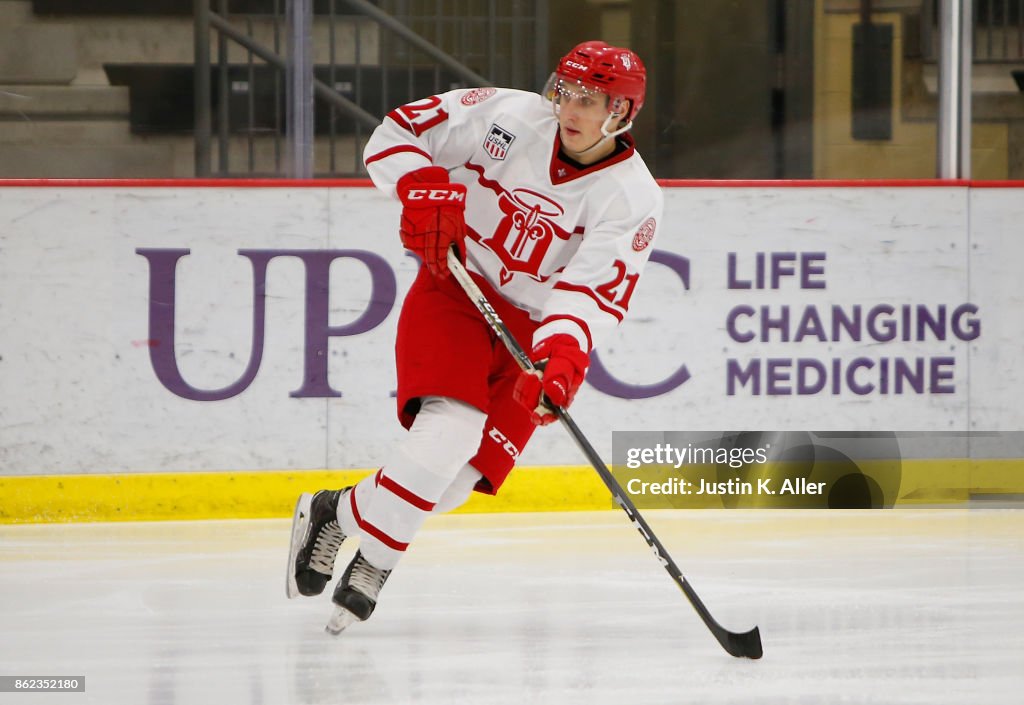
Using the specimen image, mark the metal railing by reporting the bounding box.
[922,0,1024,63]
[194,0,547,177]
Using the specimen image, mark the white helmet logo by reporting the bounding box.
[620,53,632,69]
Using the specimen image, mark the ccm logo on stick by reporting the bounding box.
[406,189,465,203]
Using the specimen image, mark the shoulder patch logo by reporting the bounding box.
[632,217,657,252]
[461,87,497,106]
[483,123,516,161]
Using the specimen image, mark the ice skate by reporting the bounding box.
[324,550,392,634]
[286,488,349,599]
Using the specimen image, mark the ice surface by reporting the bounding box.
[1,509,1022,704]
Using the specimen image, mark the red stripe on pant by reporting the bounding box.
[349,484,409,552]
[378,474,437,512]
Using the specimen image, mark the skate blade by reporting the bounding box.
[285,493,313,599]
[324,606,361,635]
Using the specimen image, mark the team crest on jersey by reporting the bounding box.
[478,188,573,285]
[632,217,657,252]
[483,124,515,160]
[460,87,497,106]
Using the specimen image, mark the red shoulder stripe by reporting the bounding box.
[385,110,413,133]
[365,144,433,166]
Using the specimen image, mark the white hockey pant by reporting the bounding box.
[337,396,486,571]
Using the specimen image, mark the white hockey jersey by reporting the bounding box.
[364,87,664,354]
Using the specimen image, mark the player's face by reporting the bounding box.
[553,82,618,164]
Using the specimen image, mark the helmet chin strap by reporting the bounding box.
[572,113,633,156]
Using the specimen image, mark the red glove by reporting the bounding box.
[396,166,467,278]
[512,334,590,425]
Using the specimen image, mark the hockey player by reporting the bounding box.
[286,40,664,634]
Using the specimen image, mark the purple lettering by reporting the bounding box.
[726,359,760,395]
[917,305,946,341]
[952,304,980,340]
[726,253,751,289]
[894,358,924,394]
[766,358,791,395]
[138,248,270,401]
[800,252,826,289]
[797,358,827,395]
[794,306,826,342]
[726,305,756,343]
[930,357,956,393]
[847,357,874,395]
[770,252,796,288]
[274,250,396,398]
[832,305,862,342]
[138,248,396,401]
[760,305,790,342]
[866,305,896,342]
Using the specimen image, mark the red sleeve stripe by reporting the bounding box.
[348,487,409,552]
[379,473,436,512]
[385,110,413,132]
[552,281,625,322]
[539,314,594,352]
[364,144,433,166]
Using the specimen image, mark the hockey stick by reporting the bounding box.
[445,248,762,659]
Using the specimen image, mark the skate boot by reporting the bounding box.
[286,489,349,598]
[324,551,392,634]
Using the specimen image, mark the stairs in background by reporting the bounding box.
[0,84,182,178]
[0,0,376,177]
[0,0,516,178]
[0,0,184,177]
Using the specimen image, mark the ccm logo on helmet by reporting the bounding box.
[405,189,466,203]
[565,60,588,71]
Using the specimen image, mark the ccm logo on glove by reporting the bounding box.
[512,334,590,426]
[396,166,467,278]
[403,188,466,203]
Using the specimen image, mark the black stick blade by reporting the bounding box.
[721,625,763,660]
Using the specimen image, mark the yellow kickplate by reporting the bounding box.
[1,459,1021,524]
[0,466,612,524]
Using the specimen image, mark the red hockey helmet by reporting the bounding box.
[547,40,647,122]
